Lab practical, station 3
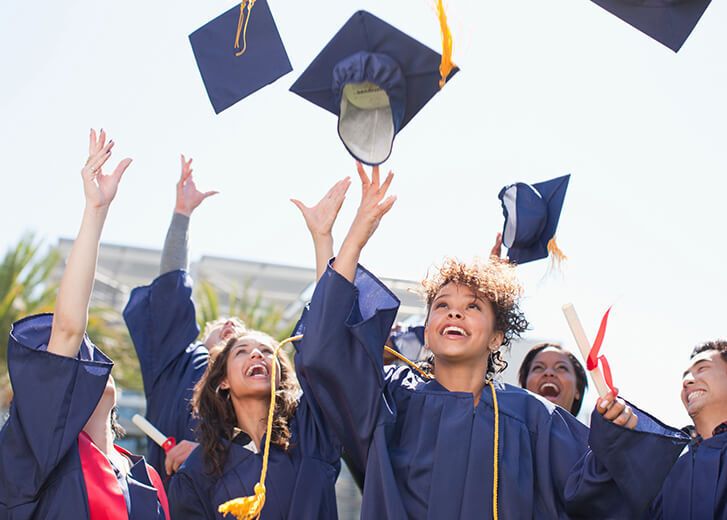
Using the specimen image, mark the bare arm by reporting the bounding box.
[47,129,132,357]
[334,163,396,282]
[291,177,351,281]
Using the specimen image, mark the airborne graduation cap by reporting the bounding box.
[498,175,570,265]
[289,10,459,166]
[189,0,293,114]
[590,0,712,52]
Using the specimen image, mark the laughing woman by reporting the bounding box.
[294,163,689,519]
[0,130,170,519]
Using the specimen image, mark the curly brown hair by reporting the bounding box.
[192,331,300,476]
[420,257,529,379]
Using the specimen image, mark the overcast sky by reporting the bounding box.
[1,0,725,427]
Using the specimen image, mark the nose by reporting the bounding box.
[447,309,463,319]
[543,366,556,377]
[682,372,695,389]
[250,348,264,359]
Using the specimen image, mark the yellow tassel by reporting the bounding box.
[546,237,568,271]
[384,346,432,380]
[234,0,257,57]
[218,334,303,519]
[436,0,455,88]
[489,382,499,520]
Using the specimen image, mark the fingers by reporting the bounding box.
[290,198,308,213]
[371,165,380,187]
[203,190,219,199]
[379,170,394,195]
[490,232,503,258]
[112,158,133,181]
[89,128,97,155]
[378,195,397,217]
[356,161,370,188]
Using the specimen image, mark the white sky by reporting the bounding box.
[1,0,725,428]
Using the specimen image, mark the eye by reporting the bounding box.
[697,365,709,373]
[435,302,448,309]
[467,302,481,311]
[531,365,544,372]
[556,364,569,372]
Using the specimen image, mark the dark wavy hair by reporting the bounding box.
[192,331,299,476]
[518,343,588,416]
[691,340,727,361]
[419,257,530,381]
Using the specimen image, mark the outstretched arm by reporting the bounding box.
[160,154,218,274]
[334,162,396,282]
[48,129,132,357]
[291,177,351,280]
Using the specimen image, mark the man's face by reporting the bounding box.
[681,349,727,419]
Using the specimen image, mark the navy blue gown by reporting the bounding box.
[166,360,342,519]
[123,269,209,479]
[649,430,727,519]
[295,263,690,520]
[0,314,169,520]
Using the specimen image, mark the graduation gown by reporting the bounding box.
[0,314,169,520]
[123,269,209,478]
[295,263,690,520]
[167,370,342,519]
[650,431,727,519]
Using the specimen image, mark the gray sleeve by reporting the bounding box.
[160,212,190,274]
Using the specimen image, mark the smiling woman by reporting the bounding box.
[518,343,588,416]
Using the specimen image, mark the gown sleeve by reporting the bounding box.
[167,470,213,520]
[122,270,200,392]
[294,261,399,473]
[0,313,113,509]
[560,403,689,518]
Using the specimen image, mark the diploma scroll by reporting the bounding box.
[132,414,177,452]
[562,303,611,398]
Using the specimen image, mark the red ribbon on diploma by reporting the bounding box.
[587,307,617,396]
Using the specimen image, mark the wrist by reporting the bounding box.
[174,205,192,217]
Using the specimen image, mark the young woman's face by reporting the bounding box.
[424,283,503,364]
[221,333,280,400]
[525,347,579,412]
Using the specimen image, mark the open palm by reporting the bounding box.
[82,129,132,208]
[175,154,218,216]
[291,177,351,238]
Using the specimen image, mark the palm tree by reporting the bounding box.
[0,233,60,407]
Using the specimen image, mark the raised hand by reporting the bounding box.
[345,162,396,251]
[291,177,351,240]
[334,162,396,282]
[82,129,132,209]
[175,154,219,217]
[489,232,509,262]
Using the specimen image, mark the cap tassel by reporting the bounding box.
[547,237,568,270]
[218,334,303,520]
[436,0,455,88]
[384,346,431,380]
[234,0,256,57]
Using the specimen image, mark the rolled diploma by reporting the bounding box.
[132,414,168,447]
[562,303,610,398]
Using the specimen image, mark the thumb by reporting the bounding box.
[290,199,307,213]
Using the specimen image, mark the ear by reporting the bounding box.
[219,379,230,391]
[489,331,505,352]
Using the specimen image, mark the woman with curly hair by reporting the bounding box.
[295,163,689,519]
[519,343,588,417]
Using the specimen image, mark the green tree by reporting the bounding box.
[194,280,296,341]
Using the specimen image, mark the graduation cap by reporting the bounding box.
[498,175,570,265]
[289,10,459,166]
[590,0,712,52]
[189,1,293,114]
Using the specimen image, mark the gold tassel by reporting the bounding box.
[489,382,499,520]
[234,0,257,57]
[218,334,303,519]
[547,237,567,271]
[436,0,455,88]
[384,346,432,380]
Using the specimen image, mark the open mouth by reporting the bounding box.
[539,382,561,398]
[245,363,269,378]
[441,325,468,338]
[687,390,706,404]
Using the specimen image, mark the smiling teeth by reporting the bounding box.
[688,390,705,403]
[246,364,268,377]
[442,326,467,336]
[540,383,559,391]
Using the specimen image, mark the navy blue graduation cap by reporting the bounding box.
[289,10,459,166]
[389,325,425,361]
[189,1,293,114]
[590,0,712,52]
[498,174,570,265]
